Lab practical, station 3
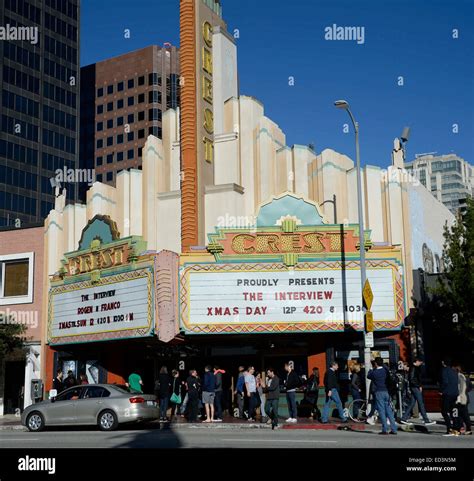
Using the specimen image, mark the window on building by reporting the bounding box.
[138,147,143,158]
[138,93,145,103]
[117,134,124,144]
[128,79,134,89]
[97,105,104,114]
[107,119,113,129]
[97,122,103,131]
[138,129,145,139]
[107,136,113,146]
[97,87,104,97]
[127,132,134,142]
[138,75,145,86]
[107,102,113,112]
[138,111,145,121]
[107,85,113,95]
[127,96,134,107]
[107,153,113,164]
[0,253,34,305]
[118,81,124,92]
[106,172,113,182]
[96,173,103,182]
[117,99,124,109]
[128,113,134,124]
[96,156,103,166]
[117,152,124,162]
[97,139,103,149]
[128,149,134,159]
[117,117,124,126]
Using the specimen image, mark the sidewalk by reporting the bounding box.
[0,412,457,433]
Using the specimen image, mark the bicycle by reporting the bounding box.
[346,398,376,423]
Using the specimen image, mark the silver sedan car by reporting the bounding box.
[21,384,159,432]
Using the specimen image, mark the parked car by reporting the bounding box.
[21,384,159,432]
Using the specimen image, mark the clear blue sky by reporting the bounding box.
[81,0,474,167]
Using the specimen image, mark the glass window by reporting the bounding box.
[138,75,145,86]
[138,93,145,103]
[56,387,83,401]
[96,156,103,166]
[107,85,113,95]
[117,99,124,109]
[117,117,124,126]
[107,154,113,163]
[127,132,134,141]
[107,102,113,112]
[97,88,104,97]
[128,149,134,159]
[117,81,124,92]
[97,105,103,114]
[3,260,29,297]
[117,152,124,161]
[128,113,134,123]
[117,134,124,144]
[138,111,145,121]
[106,172,113,182]
[107,136,113,146]
[127,79,134,89]
[96,139,103,148]
[107,119,113,129]
[138,129,145,139]
[127,96,134,106]
[82,387,110,399]
[97,122,103,131]
[96,174,103,182]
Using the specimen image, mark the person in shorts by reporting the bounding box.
[202,365,216,423]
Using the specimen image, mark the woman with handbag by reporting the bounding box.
[170,369,183,420]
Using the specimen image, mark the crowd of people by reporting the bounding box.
[50,356,471,435]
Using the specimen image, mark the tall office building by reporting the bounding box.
[0,0,80,227]
[79,45,180,188]
[405,153,474,214]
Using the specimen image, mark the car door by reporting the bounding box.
[75,386,111,425]
[46,387,83,425]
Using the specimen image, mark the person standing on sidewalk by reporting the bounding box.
[367,357,398,435]
[170,369,183,420]
[453,363,472,436]
[127,368,143,394]
[256,372,266,422]
[284,362,301,423]
[235,366,246,419]
[52,369,63,394]
[322,361,348,424]
[306,367,321,421]
[245,366,258,422]
[440,357,460,436]
[350,363,363,420]
[213,366,225,422]
[202,365,216,423]
[263,368,280,429]
[400,358,435,426]
[186,369,201,423]
[157,366,171,422]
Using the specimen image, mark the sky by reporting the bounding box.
[81,0,474,167]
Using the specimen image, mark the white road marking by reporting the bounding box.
[0,438,39,441]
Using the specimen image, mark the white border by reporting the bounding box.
[0,252,34,305]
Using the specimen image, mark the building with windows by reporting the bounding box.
[0,0,80,227]
[0,224,44,415]
[405,153,473,214]
[79,45,180,188]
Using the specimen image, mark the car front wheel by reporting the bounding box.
[98,410,118,431]
[26,412,45,432]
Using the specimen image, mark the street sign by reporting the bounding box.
[363,279,374,310]
[365,310,374,332]
[365,331,374,348]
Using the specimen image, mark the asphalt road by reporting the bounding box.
[1,427,472,449]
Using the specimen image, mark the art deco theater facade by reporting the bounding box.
[41,0,454,390]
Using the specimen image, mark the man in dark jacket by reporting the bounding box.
[52,369,63,394]
[263,368,280,429]
[186,369,201,423]
[440,358,460,435]
[400,358,435,425]
[202,365,216,423]
[321,361,347,423]
[63,370,77,389]
[213,366,225,422]
[284,362,301,422]
[367,357,397,435]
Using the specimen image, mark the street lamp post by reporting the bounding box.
[334,100,371,400]
[321,194,337,224]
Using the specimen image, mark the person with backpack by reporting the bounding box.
[322,361,348,424]
[367,357,398,435]
[400,358,435,426]
[440,357,460,436]
[453,363,472,436]
[284,362,302,423]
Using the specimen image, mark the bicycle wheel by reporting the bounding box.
[348,399,368,423]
